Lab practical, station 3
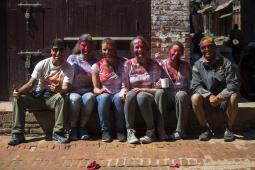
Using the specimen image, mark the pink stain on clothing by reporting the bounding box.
[67,54,98,94]
[122,58,161,91]
[91,57,127,94]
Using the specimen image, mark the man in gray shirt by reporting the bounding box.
[191,36,238,142]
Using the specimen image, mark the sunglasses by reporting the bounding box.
[52,48,65,53]
[200,44,214,50]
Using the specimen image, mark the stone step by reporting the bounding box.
[0,95,255,135]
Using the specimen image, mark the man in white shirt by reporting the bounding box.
[8,39,74,145]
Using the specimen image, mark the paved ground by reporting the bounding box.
[1,132,255,170]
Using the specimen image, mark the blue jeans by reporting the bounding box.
[68,92,96,122]
[96,93,125,132]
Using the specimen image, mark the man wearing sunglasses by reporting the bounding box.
[8,39,74,145]
[191,36,238,142]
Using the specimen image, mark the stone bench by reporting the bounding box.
[1,96,255,135]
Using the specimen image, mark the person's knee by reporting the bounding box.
[175,91,189,101]
[137,93,151,106]
[191,93,203,105]
[155,89,165,100]
[82,92,95,103]
[69,93,82,105]
[126,91,136,101]
[229,93,238,105]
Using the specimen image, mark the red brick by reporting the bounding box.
[134,159,141,166]
[181,159,188,166]
[9,161,20,168]
[109,159,117,167]
[117,159,125,167]
[158,159,165,166]
[46,161,56,168]
[125,159,134,167]
[31,160,42,167]
[63,159,72,167]
[54,160,65,167]
[100,160,110,167]
[39,160,49,167]
[78,160,88,168]
[151,158,157,167]
[69,160,79,167]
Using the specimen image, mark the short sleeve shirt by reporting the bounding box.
[122,58,161,91]
[31,57,74,92]
[91,57,127,94]
[67,54,99,94]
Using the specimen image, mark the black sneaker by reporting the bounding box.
[102,131,111,142]
[8,133,26,145]
[224,128,234,142]
[199,127,210,141]
[52,132,69,143]
[117,132,126,142]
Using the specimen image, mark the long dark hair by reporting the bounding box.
[72,34,95,54]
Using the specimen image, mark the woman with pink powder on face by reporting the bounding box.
[119,36,161,144]
[155,41,192,140]
[67,34,99,140]
[92,38,127,142]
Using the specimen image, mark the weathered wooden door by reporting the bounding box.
[67,0,151,58]
[2,0,151,101]
[4,0,67,101]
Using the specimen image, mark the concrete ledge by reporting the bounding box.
[1,99,255,135]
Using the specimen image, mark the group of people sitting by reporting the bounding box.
[8,34,239,145]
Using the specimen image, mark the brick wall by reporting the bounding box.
[151,0,190,62]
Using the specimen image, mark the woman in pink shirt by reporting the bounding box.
[92,38,127,142]
[155,41,192,140]
[120,36,161,144]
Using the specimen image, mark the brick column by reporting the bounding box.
[151,0,190,62]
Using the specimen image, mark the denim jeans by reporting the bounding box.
[68,92,96,122]
[96,93,125,132]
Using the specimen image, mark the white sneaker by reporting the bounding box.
[140,129,156,144]
[127,129,139,144]
[169,131,186,140]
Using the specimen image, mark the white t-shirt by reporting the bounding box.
[31,57,74,92]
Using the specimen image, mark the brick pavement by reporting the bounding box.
[1,132,255,169]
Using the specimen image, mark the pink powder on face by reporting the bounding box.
[133,39,146,57]
[79,41,92,55]
[169,45,183,61]
[102,43,115,59]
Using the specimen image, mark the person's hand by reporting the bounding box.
[99,88,108,94]
[209,95,219,107]
[50,83,62,93]
[119,89,128,101]
[216,93,225,102]
[156,79,162,89]
[13,85,20,99]
[131,88,141,94]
